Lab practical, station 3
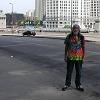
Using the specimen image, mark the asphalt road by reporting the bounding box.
[0,36,100,100]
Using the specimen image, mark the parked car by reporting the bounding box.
[22,26,36,36]
[23,31,36,36]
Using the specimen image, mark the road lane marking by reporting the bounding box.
[87,50,100,55]
[0,42,57,48]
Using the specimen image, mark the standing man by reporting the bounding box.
[62,24,85,91]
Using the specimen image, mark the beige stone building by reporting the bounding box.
[0,10,6,30]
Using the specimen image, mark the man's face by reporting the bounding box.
[73,28,80,35]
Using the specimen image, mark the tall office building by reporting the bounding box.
[35,0,46,20]
[83,0,100,29]
[35,0,41,20]
[93,0,100,32]
[46,0,85,29]
[45,0,100,29]
[25,10,34,20]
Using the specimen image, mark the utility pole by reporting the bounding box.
[71,0,73,31]
[9,3,14,33]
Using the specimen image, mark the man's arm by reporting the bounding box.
[82,36,85,59]
[64,35,69,62]
[64,44,68,62]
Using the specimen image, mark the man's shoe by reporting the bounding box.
[76,85,84,91]
[62,85,70,91]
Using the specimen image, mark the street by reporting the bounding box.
[0,36,100,100]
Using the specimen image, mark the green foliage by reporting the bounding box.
[17,17,43,27]
[17,20,34,26]
[34,17,43,27]
[64,25,71,28]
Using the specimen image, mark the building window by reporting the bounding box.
[60,22,62,24]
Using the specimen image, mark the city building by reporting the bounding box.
[45,0,100,29]
[25,10,34,20]
[94,0,100,32]
[45,0,85,29]
[35,0,46,21]
[86,0,100,29]
[95,17,100,32]
[0,10,6,30]
[6,13,25,28]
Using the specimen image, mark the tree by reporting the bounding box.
[17,20,34,26]
[17,20,25,26]
[34,17,43,27]
[64,25,70,29]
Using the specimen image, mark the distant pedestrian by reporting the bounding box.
[62,24,85,91]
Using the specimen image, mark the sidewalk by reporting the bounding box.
[0,31,100,42]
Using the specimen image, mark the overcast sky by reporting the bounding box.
[0,0,35,14]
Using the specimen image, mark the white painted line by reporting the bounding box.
[87,50,100,55]
[0,42,56,48]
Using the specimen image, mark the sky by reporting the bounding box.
[0,0,35,14]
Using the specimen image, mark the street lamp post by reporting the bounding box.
[71,0,73,31]
[9,3,14,33]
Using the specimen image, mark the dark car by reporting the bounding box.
[23,31,36,36]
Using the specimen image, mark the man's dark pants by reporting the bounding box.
[65,59,83,87]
